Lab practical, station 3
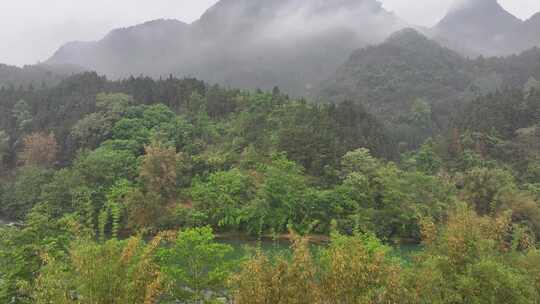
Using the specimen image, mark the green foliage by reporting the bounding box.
[95,92,133,115]
[0,167,53,219]
[0,129,9,163]
[12,99,33,133]
[524,77,540,96]
[462,167,517,215]
[319,233,404,303]
[0,206,75,303]
[157,227,234,302]
[255,154,311,234]
[341,148,380,177]
[404,140,442,174]
[409,99,433,131]
[1,70,540,303]
[73,146,138,189]
[99,180,133,240]
[31,233,172,304]
[231,235,320,304]
[71,112,115,150]
[39,168,86,218]
[70,93,133,151]
[232,233,405,304]
[191,169,254,230]
[337,148,454,240]
[406,204,539,304]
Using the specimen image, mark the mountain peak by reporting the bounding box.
[320,29,470,122]
[448,0,498,12]
[439,0,521,29]
[525,12,540,23]
[386,28,429,44]
[434,0,522,55]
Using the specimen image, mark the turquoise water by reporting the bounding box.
[218,236,421,265]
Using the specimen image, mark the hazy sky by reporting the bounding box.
[1,0,539,66]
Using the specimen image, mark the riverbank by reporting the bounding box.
[214,232,330,244]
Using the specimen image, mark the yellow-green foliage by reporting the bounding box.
[406,204,539,304]
[319,233,404,304]
[231,236,321,304]
[31,232,175,304]
[232,233,405,304]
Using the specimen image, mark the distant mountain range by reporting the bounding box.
[45,0,406,96]
[2,0,540,97]
[320,27,540,126]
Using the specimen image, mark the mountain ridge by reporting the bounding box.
[45,0,406,96]
[318,28,540,132]
[21,0,540,95]
[432,0,538,56]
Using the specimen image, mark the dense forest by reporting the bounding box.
[0,65,539,302]
[2,0,540,301]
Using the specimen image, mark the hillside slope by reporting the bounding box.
[0,63,84,89]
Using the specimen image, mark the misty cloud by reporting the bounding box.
[256,0,401,43]
[1,0,539,66]
[0,0,218,66]
[382,0,540,27]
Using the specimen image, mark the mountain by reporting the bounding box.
[46,0,406,96]
[0,63,84,89]
[433,0,522,56]
[504,13,540,52]
[318,28,540,133]
[319,29,473,123]
[48,19,191,79]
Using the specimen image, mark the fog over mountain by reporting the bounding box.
[431,0,540,56]
[46,0,405,96]
[3,0,540,95]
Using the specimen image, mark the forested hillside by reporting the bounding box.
[319,29,472,125]
[1,0,540,302]
[0,69,539,302]
[0,63,84,89]
[320,29,540,148]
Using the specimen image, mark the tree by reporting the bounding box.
[71,112,115,150]
[406,204,538,304]
[319,233,404,303]
[410,98,433,131]
[157,227,234,302]
[0,166,53,219]
[339,148,453,240]
[341,148,380,177]
[406,139,442,175]
[19,132,58,168]
[139,142,180,199]
[190,169,254,230]
[12,99,33,132]
[0,130,9,164]
[0,206,75,303]
[32,232,174,304]
[524,76,540,97]
[124,189,165,231]
[232,233,405,304]
[231,235,320,304]
[70,93,134,150]
[252,154,311,234]
[73,146,137,189]
[95,92,133,116]
[462,168,516,215]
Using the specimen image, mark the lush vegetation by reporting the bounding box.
[0,69,539,303]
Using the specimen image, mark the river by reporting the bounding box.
[0,217,16,226]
